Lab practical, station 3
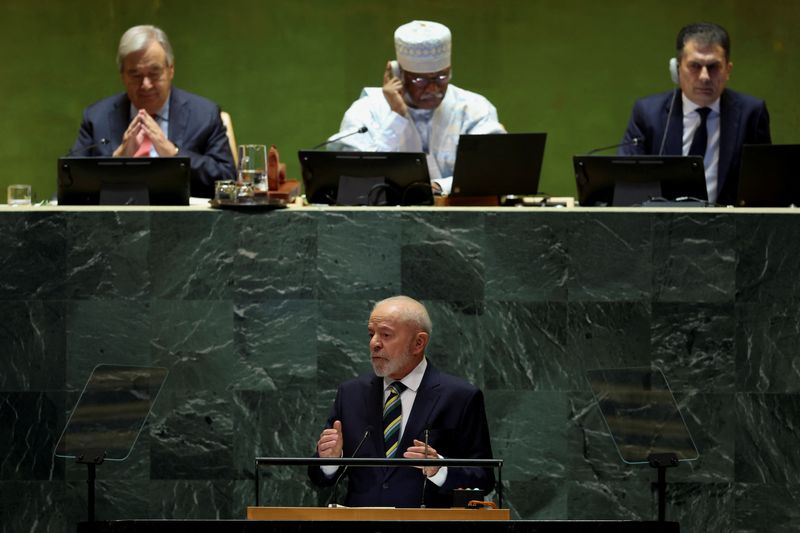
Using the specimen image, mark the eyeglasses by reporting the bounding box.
[407,73,451,88]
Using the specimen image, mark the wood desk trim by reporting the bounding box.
[247,506,511,521]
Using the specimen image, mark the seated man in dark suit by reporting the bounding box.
[309,295,494,508]
[619,22,771,205]
[70,25,235,198]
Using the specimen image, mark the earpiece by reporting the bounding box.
[669,57,679,85]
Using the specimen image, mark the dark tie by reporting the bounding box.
[688,107,711,158]
[383,382,407,458]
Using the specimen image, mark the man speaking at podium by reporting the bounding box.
[309,296,494,508]
[70,25,235,198]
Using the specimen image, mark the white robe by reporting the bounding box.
[328,84,505,194]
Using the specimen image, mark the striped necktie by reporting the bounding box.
[383,381,407,458]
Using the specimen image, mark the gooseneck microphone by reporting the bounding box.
[658,88,679,155]
[311,126,368,150]
[66,138,109,156]
[327,426,372,508]
[586,137,643,155]
[420,429,430,508]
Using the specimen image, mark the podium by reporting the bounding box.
[247,506,511,521]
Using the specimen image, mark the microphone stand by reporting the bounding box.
[326,427,371,508]
[66,138,109,156]
[311,126,368,150]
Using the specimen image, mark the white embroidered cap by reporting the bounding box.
[394,20,452,73]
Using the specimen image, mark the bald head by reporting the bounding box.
[372,296,432,335]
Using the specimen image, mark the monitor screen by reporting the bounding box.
[451,133,547,196]
[298,151,433,206]
[57,156,191,206]
[737,144,800,207]
[573,155,707,206]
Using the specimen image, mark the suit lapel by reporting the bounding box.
[169,89,190,147]
[110,95,130,150]
[717,90,739,195]
[394,365,441,471]
[367,376,385,456]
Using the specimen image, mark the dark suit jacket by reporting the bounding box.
[71,88,236,198]
[619,88,771,205]
[308,363,495,508]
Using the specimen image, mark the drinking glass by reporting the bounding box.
[7,184,32,206]
[238,145,269,195]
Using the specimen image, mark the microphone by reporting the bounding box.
[658,88,679,155]
[420,429,429,508]
[326,426,372,508]
[586,137,643,155]
[66,138,109,156]
[311,126,368,150]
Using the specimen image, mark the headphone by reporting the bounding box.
[669,57,679,84]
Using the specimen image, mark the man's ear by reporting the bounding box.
[414,332,429,354]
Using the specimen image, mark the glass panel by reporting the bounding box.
[55,364,168,462]
[587,367,699,465]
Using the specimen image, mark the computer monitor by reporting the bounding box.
[57,157,191,206]
[573,155,707,206]
[451,133,547,196]
[736,144,800,207]
[298,151,433,206]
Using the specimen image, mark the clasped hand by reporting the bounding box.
[113,109,177,157]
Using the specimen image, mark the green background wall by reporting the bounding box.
[1,0,798,202]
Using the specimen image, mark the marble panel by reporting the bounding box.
[0,480,79,533]
[736,302,800,393]
[149,390,235,480]
[565,302,652,391]
[233,299,318,391]
[233,210,319,300]
[147,480,236,519]
[400,211,485,303]
[0,212,66,301]
[317,212,401,299]
[652,213,736,302]
[316,299,374,390]
[148,211,235,300]
[424,299,489,387]
[0,392,64,480]
[0,300,65,391]
[502,479,568,520]
[149,300,235,397]
[65,300,152,392]
[662,482,735,533]
[651,303,735,393]
[566,212,653,302]
[486,391,569,482]
[735,393,800,484]
[64,211,151,299]
[484,212,569,302]
[736,214,800,303]
[734,482,800,533]
[232,389,321,483]
[481,301,568,391]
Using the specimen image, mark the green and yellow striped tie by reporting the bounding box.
[383,382,407,458]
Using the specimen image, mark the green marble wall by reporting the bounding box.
[2,208,800,532]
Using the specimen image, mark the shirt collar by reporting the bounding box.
[129,92,171,121]
[681,92,720,116]
[384,357,427,393]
